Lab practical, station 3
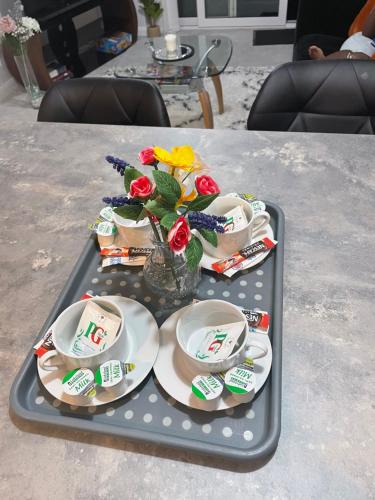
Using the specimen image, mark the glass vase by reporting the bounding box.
[143,239,201,300]
[14,43,44,109]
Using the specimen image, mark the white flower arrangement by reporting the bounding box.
[15,16,41,42]
[0,1,40,53]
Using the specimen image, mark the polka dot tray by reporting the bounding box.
[10,202,284,463]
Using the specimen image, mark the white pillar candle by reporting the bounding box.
[165,33,177,54]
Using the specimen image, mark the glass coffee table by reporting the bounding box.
[114,34,233,129]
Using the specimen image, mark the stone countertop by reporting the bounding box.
[1,121,374,500]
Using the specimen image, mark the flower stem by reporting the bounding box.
[20,43,33,94]
[146,211,162,242]
[182,207,190,217]
[181,170,193,183]
[160,226,168,242]
[159,226,181,292]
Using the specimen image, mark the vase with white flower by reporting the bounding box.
[0,0,43,108]
[103,145,225,299]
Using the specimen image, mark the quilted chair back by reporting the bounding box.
[38,77,171,127]
[247,61,375,134]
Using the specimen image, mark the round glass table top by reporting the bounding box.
[114,34,233,82]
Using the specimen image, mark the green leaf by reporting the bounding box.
[160,213,179,231]
[152,170,181,206]
[198,229,218,247]
[144,199,174,219]
[185,235,203,271]
[114,204,143,221]
[136,207,148,222]
[124,167,144,192]
[186,194,219,212]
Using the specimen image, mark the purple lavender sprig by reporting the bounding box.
[105,155,130,176]
[102,196,141,207]
[188,212,226,233]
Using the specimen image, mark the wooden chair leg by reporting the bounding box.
[198,89,214,129]
[211,74,224,114]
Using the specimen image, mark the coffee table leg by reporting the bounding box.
[211,75,224,114]
[198,89,214,129]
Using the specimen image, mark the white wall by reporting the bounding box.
[161,0,180,32]
[134,0,149,36]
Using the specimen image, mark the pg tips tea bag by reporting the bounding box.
[70,301,122,356]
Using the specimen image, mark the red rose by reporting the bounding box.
[195,175,220,195]
[168,216,191,254]
[138,147,155,165]
[129,176,155,198]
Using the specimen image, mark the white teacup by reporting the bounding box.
[38,298,127,372]
[202,196,270,258]
[113,211,154,248]
[176,300,268,373]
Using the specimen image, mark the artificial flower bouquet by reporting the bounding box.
[0,1,40,55]
[103,145,225,270]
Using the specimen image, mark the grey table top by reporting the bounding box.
[1,121,374,500]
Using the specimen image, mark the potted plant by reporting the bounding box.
[139,0,163,37]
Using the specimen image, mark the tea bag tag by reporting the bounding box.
[195,320,245,362]
[223,206,248,233]
[70,301,121,356]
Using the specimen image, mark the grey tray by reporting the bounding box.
[10,202,284,463]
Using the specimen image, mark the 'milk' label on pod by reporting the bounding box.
[192,373,225,401]
[62,368,96,398]
[95,360,135,388]
[224,358,255,395]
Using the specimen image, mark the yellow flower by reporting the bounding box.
[176,184,197,207]
[154,145,201,172]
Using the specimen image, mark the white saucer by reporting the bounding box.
[37,296,159,407]
[198,224,274,273]
[154,306,272,412]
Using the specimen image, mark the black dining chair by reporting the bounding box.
[37,77,171,127]
[247,60,375,134]
[293,0,366,61]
